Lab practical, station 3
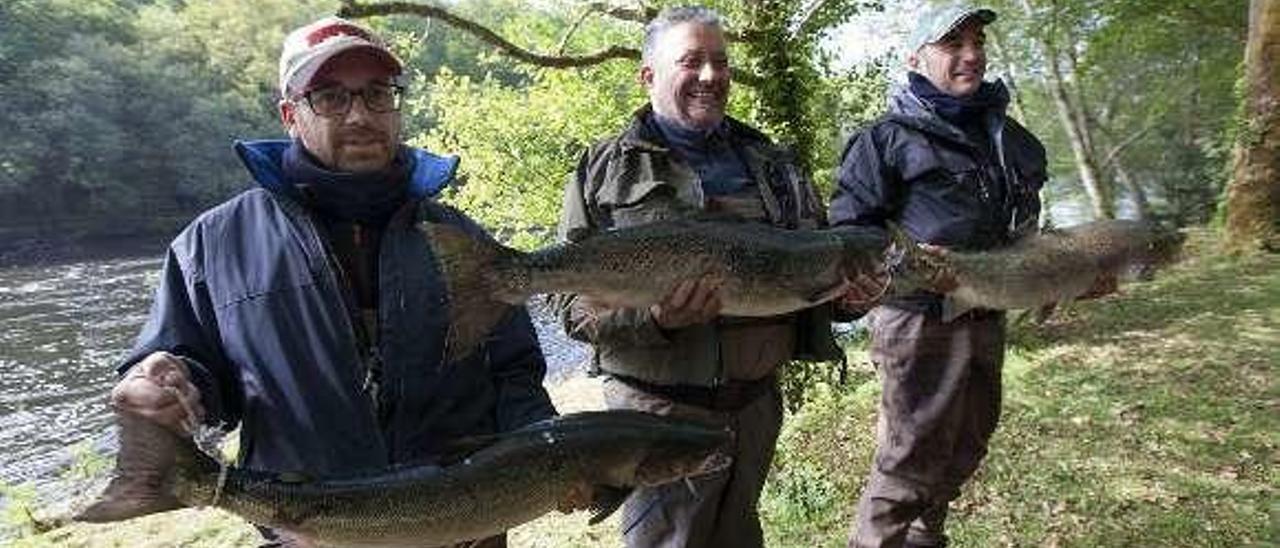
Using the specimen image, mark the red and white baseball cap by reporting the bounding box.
[278,16,403,96]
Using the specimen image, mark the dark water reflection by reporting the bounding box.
[0,254,588,512]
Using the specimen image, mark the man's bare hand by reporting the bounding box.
[111,351,205,434]
[650,275,722,330]
[837,269,891,313]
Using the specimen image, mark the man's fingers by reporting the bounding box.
[686,277,718,312]
[850,273,883,293]
[664,280,696,310]
[839,270,892,307]
[113,378,174,409]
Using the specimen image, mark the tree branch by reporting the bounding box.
[339,1,640,68]
[589,2,657,24]
[1100,125,1151,169]
[557,6,596,56]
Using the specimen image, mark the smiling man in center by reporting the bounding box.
[554,6,882,547]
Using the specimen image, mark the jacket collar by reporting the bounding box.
[617,105,771,153]
[233,139,460,200]
[885,81,1008,148]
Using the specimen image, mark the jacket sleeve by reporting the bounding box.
[552,145,671,349]
[118,240,242,428]
[829,125,901,322]
[829,125,901,228]
[485,307,557,430]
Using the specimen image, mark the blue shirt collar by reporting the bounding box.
[233,139,459,200]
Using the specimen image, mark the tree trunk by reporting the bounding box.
[1224,0,1280,252]
[988,30,1029,123]
[1046,57,1113,219]
[1019,0,1113,219]
[1112,160,1150,220]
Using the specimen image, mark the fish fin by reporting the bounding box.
[1034,302,1058,323]
[805,280,851,304]
[588,485,632,525]
[422,223,521,362]
[74,413,209,523]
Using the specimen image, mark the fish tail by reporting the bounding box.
[424,222,529,302]
[74,413,212,522]
[424,222,526,361]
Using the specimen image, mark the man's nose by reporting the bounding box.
[698,61,721,82]
[344,93,374,122]
[958,41,984,63]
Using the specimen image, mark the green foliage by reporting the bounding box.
[761,453,842,533]
[415,63,642,248]
[59,443,112,484]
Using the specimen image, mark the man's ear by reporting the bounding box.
[906,50,920,71]
[279,99,299,138]
[638,65,654,88]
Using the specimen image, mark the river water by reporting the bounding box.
[0,252,589,515]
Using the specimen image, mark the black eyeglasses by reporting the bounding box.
[297,83,405,117]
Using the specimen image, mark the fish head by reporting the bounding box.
[1133,225,1185,280]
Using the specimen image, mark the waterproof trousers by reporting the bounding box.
[849,307,1006,548]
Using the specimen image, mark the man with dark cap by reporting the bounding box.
[109,15,557,547]
[830,4,1051,547]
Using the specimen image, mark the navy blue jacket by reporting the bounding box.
[831,83,1046,250]
[121,140,555,476]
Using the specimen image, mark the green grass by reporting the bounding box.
[9,232,1277,547]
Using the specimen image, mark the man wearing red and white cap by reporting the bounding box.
[110,16,556,547]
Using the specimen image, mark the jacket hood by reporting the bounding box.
[886,83,968,140]
[233,139,460,199]
[884,81,1010,152]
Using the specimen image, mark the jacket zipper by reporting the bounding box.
[310,218,384,420]
[350,223,384,420]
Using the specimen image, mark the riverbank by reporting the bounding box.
[7,230,1277,546]
[0,223,181,268]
